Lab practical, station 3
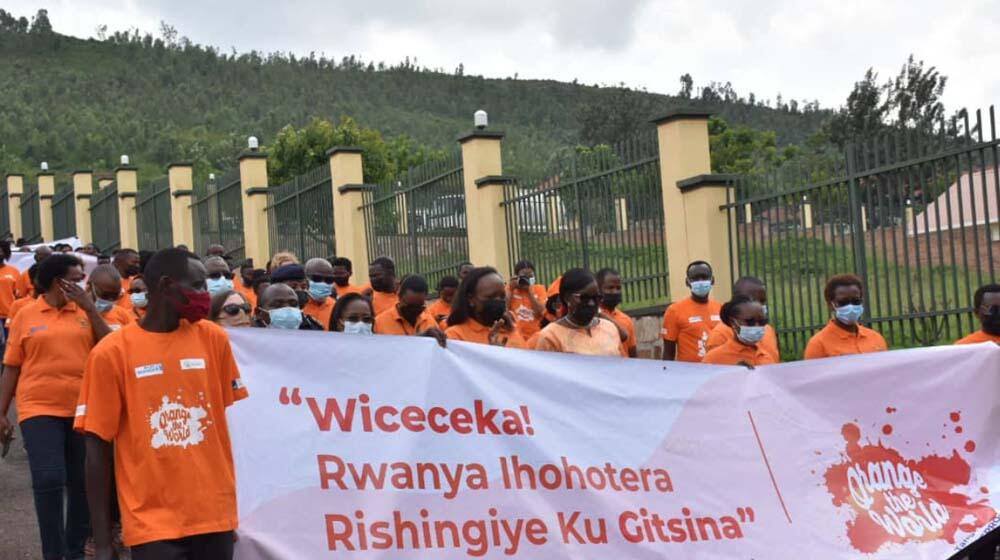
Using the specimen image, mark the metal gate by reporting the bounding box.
[136,177,173,251]
[192,169,244,261]
[266,163,334,260]
[723,106,999,359]
[90,181,121,253]
[19,182,41,244]
[51,180,76,241]
[0,183,9,238]
[360,152,468,288]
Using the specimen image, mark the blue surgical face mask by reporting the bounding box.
[690,280,713,298]
[343,321,373,335]
[835,303,864,324]
[737,325,766,345]
[95,298,115,314]
[130,292,148,309]
[267,307,303,330]
[308,280,332,302]
[207,277,233,296]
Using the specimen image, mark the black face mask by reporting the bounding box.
[295,290,309,309]
[478,298,507,325]
[399,304,425,325]
[125,265,142,278]
[984,306,1000,335]
[371,277,393,293]
[333,277,349,287]
[602,293,622,309]
[570,304,599,326]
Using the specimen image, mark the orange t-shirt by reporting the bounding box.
[0,264,20,317]
[103,305,136,331]
[603,307,637,356]
[706,322,780,362]
[375,306,440,336]
[303,297,335,331]
[16,268,34,299]
[535,319,627,357]
[445,320,527,349]
[5,296,38,327]
[702,337,778,366]
[661,297,722,362]
[73,321,248,547]
[115,276,133,312]
[335,283,365,297]
[955,330,1000,345]
[803,321,888,360]
[371,291,399,317]
[427,299,452,328]
[4,300,97,422]
[234,281,257,308]
[509,285,548,339]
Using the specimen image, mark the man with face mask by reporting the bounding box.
[111,249,141,311]
[366,257,399,316]
[268,264,324,330]
[661,261,722,362]
[804,274,887,360]
[74,248,248,560]
[374,275,446,346]
[204,256,235,298]
[596,268,637,358]
[17,244,53,298]
[87,265,136,330]
[302,258,337,331]
[331,257,364,297]
[956,284,1000,345]
[254,283,322,330]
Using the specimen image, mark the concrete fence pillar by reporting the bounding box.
[115,162,139,249]
[167,162,195,249]
[71,170,93,244]
[238,147,270,266]
[458,130,509,277]
[802,196,814,229]
[744,202,752,224]
[675,175,738,303]
[328,147,372,285]
[614,197,629,232]
[5,174,23,240]
[37,171,55,242]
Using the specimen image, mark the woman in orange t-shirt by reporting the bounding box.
[127,277,149,320]
[0,254,111,560]
[445,267,526,348]
[703,295,778,367]
[535,268,625,357]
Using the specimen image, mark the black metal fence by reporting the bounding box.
[51,178,76,240]
[19,182,41,244]
[90,181,120,253]
[266,163,334,261]
[192,169,245,261]
[723,106,999,359]
[0,183,10,238]
[136,176,173,251]
[501,129,669,309]
[361,152,468,288]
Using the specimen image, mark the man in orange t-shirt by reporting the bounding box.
[88,264,136,331]
[0,240,21,325]
[303,258,336,330]
[706,276,779,362]
[233,260,258,308]
[804,274,887,360]
[661,261,722,362]
[596,267,637,357]
[15,244,52,299]
[374,276,445,346]
[367,256,399,316]
[75,248,248,559]
[955,284,1000,345]
[508,260,547,340]
[331,257,364,297]
[427,276,459,328]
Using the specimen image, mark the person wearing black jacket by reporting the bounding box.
[252,284,323,330]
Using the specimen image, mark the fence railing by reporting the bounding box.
[51,179,76,240]
[266,163,334,261]
[192,169,245,261]
[136,176,173,251]
[19,182,41,244]
[90,181,120,253]
[501,129,668,310]
[723,106,999,359]
[361,152,468,288]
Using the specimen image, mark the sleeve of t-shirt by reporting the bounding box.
[802,336,826,360]
[214,328,248,406]
[661,306,679,342]
[3,311,26,367]
[534,330,561,353]
[73,340,123,441]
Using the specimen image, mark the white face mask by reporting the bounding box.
[343,321,373,335]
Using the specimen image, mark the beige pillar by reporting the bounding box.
[802,197,814,229]
[458,130,509,277]
[744,202,752,224]
[72,170,93,244]
[328,147,371,285]
[167,163,195,248]
[239,149,270,266]
[37,172,55,242]
[115,164,139,249]
[5,174,24,240]
[675,175,738,303]
[860,205,869,233]
[653,110,715,301]
[395,191,409,235]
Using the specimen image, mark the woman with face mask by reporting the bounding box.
[702,295,777,367]
[534,268,626,357]
[804,274,887,360]
[128,277,149,320]
[330,293,375,335]
[445,267,526,348]
[209,289,253,328]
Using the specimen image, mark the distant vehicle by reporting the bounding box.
[414,193,569,233]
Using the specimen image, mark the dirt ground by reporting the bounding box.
[0,421,43,559]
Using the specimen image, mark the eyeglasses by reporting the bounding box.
[309,275,335,284]
[343,315,374,324]
[128,288,146,294]
[737,318,770,327]
[208,271,234,280]
[222,303,251,316]
[573,293,603,305]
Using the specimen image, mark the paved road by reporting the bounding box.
[1,422,42,559]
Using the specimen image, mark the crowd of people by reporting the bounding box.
[0,239,997,559]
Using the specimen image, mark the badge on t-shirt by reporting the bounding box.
[135,363,164,378]
[180,358,206,371]
[688,316,703,324]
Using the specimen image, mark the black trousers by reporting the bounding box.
[131,531,234,560]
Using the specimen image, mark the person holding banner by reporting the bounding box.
[804,274,887,360]
[661,261,722,362]
[703,295,778,366]
[375,275,441,336]
[329,292,375,334]
[956,284,1000,345]
[75,247,249,560]
[535,268,626,357]
[428,275,458,328]
[706,276,780,361]
[446,267,526,348]
[367,256,400,316]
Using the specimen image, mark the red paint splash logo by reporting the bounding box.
[824,416,995,553]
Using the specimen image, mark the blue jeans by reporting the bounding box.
[20,415,90,560]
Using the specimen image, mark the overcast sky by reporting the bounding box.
[9,0,1000,113]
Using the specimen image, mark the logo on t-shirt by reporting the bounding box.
[180,358,206,371]
[688,316,703,323]
[150,396,208,449]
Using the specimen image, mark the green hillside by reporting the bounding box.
[0,11,832,182]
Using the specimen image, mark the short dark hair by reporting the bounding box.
[370,256,396,274]
[144,248,199,296]
[399,274,429,296]
[437,276,459,291]
[138,250,155,275]
[332,257,352,272]
[595,267,620,285]
[114,248,138,260]
[686,260,713,277]
[330,292,375,331]
[974,283,1000,309]
[824,274,864,303]
[36,254,83,292]
[250,270,270,290]
[558,268,596,306]
[514,260,535,274]
[448,266,500,327]
[720,294,756,328]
